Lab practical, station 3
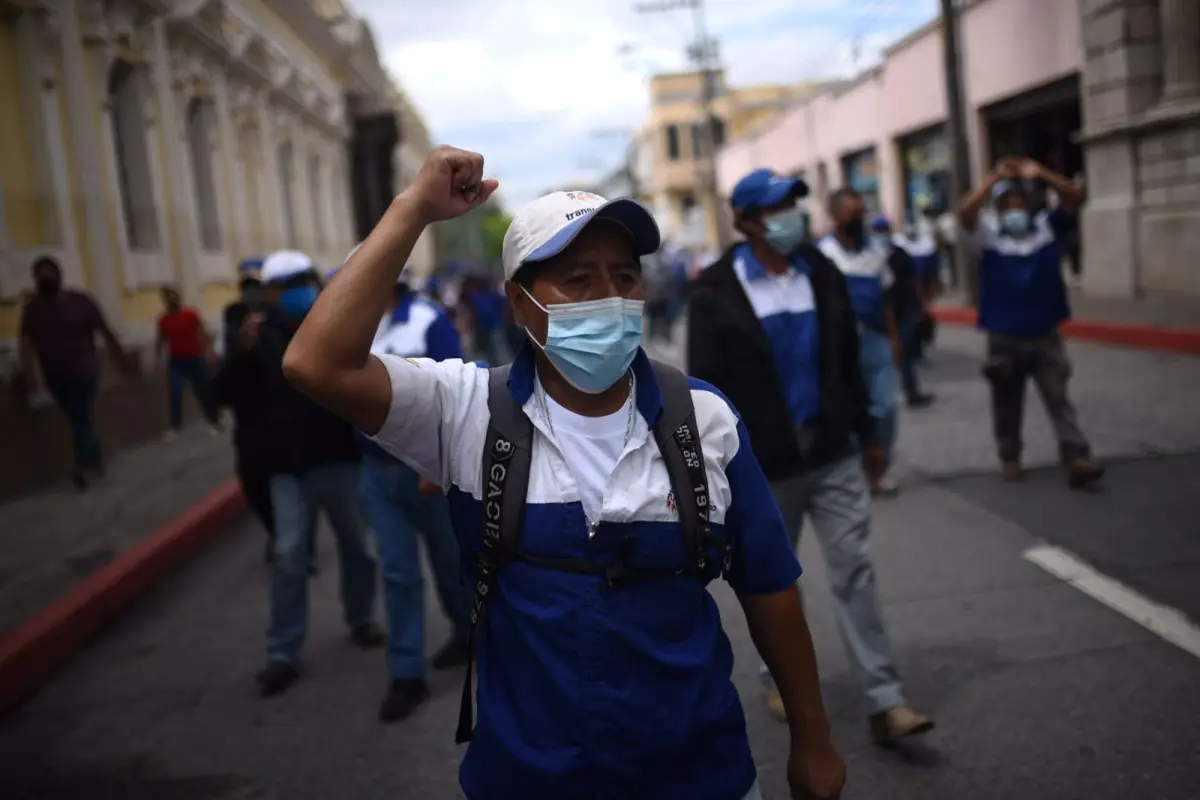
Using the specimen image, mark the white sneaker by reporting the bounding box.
[207,424,222,437]
[872,471,900,496]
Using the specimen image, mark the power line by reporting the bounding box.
[635,0,731,249]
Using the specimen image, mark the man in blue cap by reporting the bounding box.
[689,167,934,745]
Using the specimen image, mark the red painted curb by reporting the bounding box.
[0,478,246,715]
[930,306,1200,355]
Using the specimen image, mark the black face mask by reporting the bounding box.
[843,216,866,242]
[36,276,62,296]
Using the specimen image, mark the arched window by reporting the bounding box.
[277,140,297,247]
[186,98,222,251]
[108,60,159,250]
[308,153,326,254]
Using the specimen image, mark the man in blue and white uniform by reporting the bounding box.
[958,156,1104,488]
[873,216,935,408]
[819,188,904,495]
[358,265,474,722]
[282,146,847,799]
[689,167,933,747]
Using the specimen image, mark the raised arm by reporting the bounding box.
[959,159,1014,233]
[283,146,497,434]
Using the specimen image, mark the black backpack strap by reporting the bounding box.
[649,361,730,579]
[456,365,534,744]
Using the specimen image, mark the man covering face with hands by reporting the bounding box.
[283,146,846,800]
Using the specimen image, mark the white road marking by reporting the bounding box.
[1023,544,1200,660]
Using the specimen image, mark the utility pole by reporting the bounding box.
[939,0,977,305]
[635,0,730,250]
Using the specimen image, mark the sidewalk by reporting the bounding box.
[933,288,1200,354]
[0,423,242,641]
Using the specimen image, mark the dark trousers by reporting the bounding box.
[984,332,1090,465]
[47,375,102,473]
[168,356,219,429]
[898,316,925,401]
[237,454,276,539]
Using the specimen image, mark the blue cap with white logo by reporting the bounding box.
[730,168,809,211]
[869,214,891,232]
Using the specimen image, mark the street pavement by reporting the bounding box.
[2,324,1199,799]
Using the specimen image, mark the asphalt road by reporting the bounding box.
[3,326,1199,799]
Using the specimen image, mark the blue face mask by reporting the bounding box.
[763,208,807,255]
[278,284,319,317]
[1000,209,1031,236]
[523,288,644,394]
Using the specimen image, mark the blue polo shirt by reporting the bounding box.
[368,347,803,799]
[734,244,821,426]
[818,235,894,330]
[969,208,1073,339]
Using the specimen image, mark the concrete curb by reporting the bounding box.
[0,479,246,715]
[931,307,1200,356]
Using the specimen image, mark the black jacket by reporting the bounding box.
[886,245,923,324]
[686,242,877,482]
[212,307,360,476]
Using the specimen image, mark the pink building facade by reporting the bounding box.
[718,0,1084,265]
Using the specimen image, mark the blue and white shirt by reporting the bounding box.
[734,244,821,427]
[967,208,1072,339]
[370,347,801,800]
[371,293,463,361]
[819,234,894,329]
[894,232,940,283]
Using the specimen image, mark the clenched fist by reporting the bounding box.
[400,146,500,226]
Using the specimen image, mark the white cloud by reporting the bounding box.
[353,0,939,207]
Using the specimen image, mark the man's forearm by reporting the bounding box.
[741,586,833,743]
[958,169,1004,230]
[289,194,427,377]
[1036,165,1085,208]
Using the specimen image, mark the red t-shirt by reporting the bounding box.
[158,307,205,359]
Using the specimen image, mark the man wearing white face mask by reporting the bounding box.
[959,156,1104,489]
[688,168,934,746]
[282,147,845,800]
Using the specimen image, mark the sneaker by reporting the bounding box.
[207,423,222,436]
[1067,458,1105,489]
[162,430,179,444]
[906,393,936,409]
[379,678,430,723]
[869,706,935,744]
[764,688,788,722]
[350,623,385,649]
[431,638,472,670]
[1001,460,1024,482]
[872,471,901,496]
[256,660,300,697]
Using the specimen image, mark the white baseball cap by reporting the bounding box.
[501,190,661,281]
[261,249,316,284]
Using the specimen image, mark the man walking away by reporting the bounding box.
[19,256,133,490]
[688,167,934,746]
[219,249,383,696]
[156,285,221,441]
[958,157,1105,489]
[871,216,935,408]
[820,189,904,496]
[897,214,942,359]
[361,269,473,722]
[214,258,279,562]
[282,148,847,799]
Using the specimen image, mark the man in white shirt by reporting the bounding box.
[281,146,846,800]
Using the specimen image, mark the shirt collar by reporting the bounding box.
[507,341,664,429]
[737,242,811,281]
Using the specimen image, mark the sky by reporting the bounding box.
[353,0,941,209]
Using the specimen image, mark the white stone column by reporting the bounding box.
[53,0,120,326]
[291,129,315,255]
[257,97,284,251]
[151,22,200,305]
[212,71,246,260]
[1160,0,1200,104]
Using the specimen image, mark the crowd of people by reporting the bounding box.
[14,141,1105,798]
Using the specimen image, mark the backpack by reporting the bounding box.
[455,360,732,743]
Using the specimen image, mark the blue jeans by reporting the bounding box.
[360,450,470,680]
[167,356,218,429]
[47,375,102,472]
[858,326,900,466]
[267,462,377,667]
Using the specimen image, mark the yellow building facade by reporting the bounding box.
[634,71,820,250]
[0,0,422,375]
[0,0,431,497]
